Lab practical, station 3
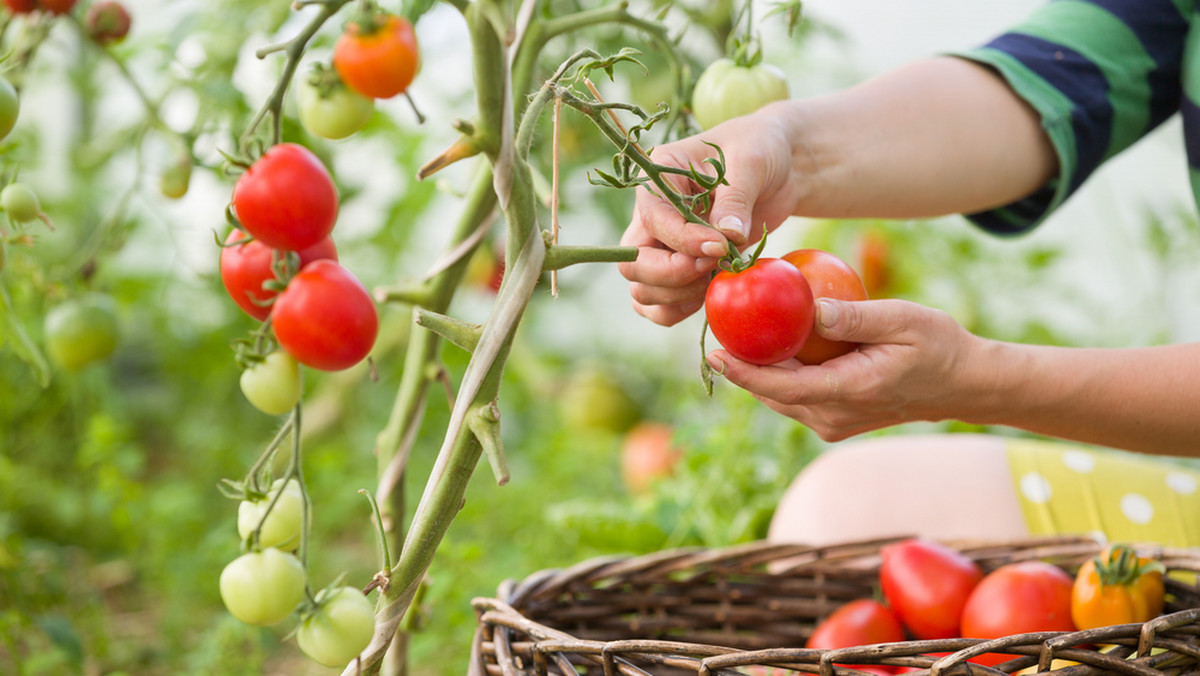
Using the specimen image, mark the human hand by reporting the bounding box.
[618,102,809,326]
[705,298,987,440]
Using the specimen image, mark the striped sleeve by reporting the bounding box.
[950,0,1191,235]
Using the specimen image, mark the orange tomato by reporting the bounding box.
[781,248,868,365]
[333,14,419,99]
[619,422,682,495]
[1071,544,1164,630]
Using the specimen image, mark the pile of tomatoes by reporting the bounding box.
[806,538,1167,671]
[705,248,868,366]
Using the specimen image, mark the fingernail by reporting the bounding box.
[700,241,726,258]
[817,299,839,328]
[705,354,726,372]
[717,215,748,240]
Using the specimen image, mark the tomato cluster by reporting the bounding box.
[704,248,867,366]
[806,539,1169,671]
[221,142,379,413]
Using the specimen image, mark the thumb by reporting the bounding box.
[709,184,754,246]
[814,298,912,344]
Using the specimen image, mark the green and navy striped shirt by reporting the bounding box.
[955,0,1194,234]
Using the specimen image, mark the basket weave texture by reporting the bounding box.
[470,535,1200,676]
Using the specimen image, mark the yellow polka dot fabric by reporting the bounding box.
[1006,439,1200,547]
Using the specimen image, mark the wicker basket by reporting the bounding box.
[470,535,1200,676]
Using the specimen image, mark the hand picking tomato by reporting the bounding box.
[219,228,338,321]
[960,560,1076,665]
[239,350,302,416]
[297,586,376,667]
[781,248,868,364]
[237,477,305,550]
[691,58,789,130]
[272,259,378,371]
[878,538,982,640]
[333,13,419,100]
[231,143,338,251]
[807,598,906,671]
[1071,544,1164,630]
[299,64,374,140]
[219,548,307,627]
[704,257,814,365]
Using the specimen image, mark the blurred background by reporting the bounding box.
[2,1,1198,675]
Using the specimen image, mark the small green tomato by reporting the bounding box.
[44,294,119,370]
[691,58,790,130]
[298,65,374,140]
[1,183,43,224]
[297,586,376,667]
[239,350,302,415]
[218,548,307,626]
[237,478,305,550]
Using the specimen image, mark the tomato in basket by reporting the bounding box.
[878,539,983,640]
[808,599,905,673]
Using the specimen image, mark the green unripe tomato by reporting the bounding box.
[219,548,307,627]
[237,478,305,550]
[691,58,789,130]
[557,368,641,435]
[297,586,376,667]
[298,69,374,140]
[0,79,18,142]
[1,183,42,223]
[44,294,119,370]
[159,157,191,199]
[239,350,302,415]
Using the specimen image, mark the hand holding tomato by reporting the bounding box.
[782,248,868,364]
[704,257,814,365]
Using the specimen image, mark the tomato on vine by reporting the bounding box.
[297,586,376,667]
[231,143,338,251]
[0,78,18,142]
[239,350,302,416]
[333,12,419,100]
[691,57,789,130]
[2,183,51,228]
[44,294,120,371]
[219,548,307,627]
[782,248,868,365]
[237,477,305,550]
[704,257,814,365]
[38,0,74,14]
[2,0,36,13]
[271,259,378,371]
[219,228,338,321]
[85,0,131,45]
[299,63,374,140]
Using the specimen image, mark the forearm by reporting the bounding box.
[961,340,1200,457]
[777,57,1058,220]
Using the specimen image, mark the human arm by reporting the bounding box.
[708,298,1200,457]
[619,56,1058,326]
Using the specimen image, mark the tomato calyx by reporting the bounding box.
[304,61,349,100]
[1091,544,1164,588]
[717,227,768,274]
[343,0,392,38]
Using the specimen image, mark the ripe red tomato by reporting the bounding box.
[781,248,868,364]
[704,257,814,365]
[878,539,982,640]
[807,599,905,672]
[857,230,893,298]
[38,0,74,14]
[84,0,131,44]
[2,0,36,13]
[333,14,419,99]
[219,228,338,321]
[960,561,1076,665]
[231,143,338,251]
[272,260,378,371]
[619,422,682,495]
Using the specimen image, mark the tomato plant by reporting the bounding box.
[691,58,789,130]
[878,538,982,640]
[43,294,119,371]
[85,0,131,45]
[782,248,868,364]
[271,259,378,371]
[960,560,1076,665]
[704,257,815,365]
[219,228,338,321]
[0,78,17,142]
[239,350,302,416]
[231,143,339,251]
[619,421,682,495]
[807,598,905,671]
[238,478,305,550]
[219,548,307,627]
[1071,544,1164,630]
[298,64,374,140]
[333,12,419,100]
[296,586,376,667]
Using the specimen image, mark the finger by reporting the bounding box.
[814,298,930,345]
[633,190,730,259]
[706,349,838,405]
[708,182,755,246]
[632,298,705,327]
[619,244,717,289]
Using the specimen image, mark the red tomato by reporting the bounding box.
[3,0,36,13]
[808,599,905,671]
[781,248,868,364]
[704,257,814,365]
[878,539,982,640]
[857,230,893,299]
[38,0,74,13]
[619,422,682,495]
[231,143,338,251]
[272,260,378,371]
[960,561,1076,666]
[219,229,338,321]
[84,0,131,44]
[333,14,419,99]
